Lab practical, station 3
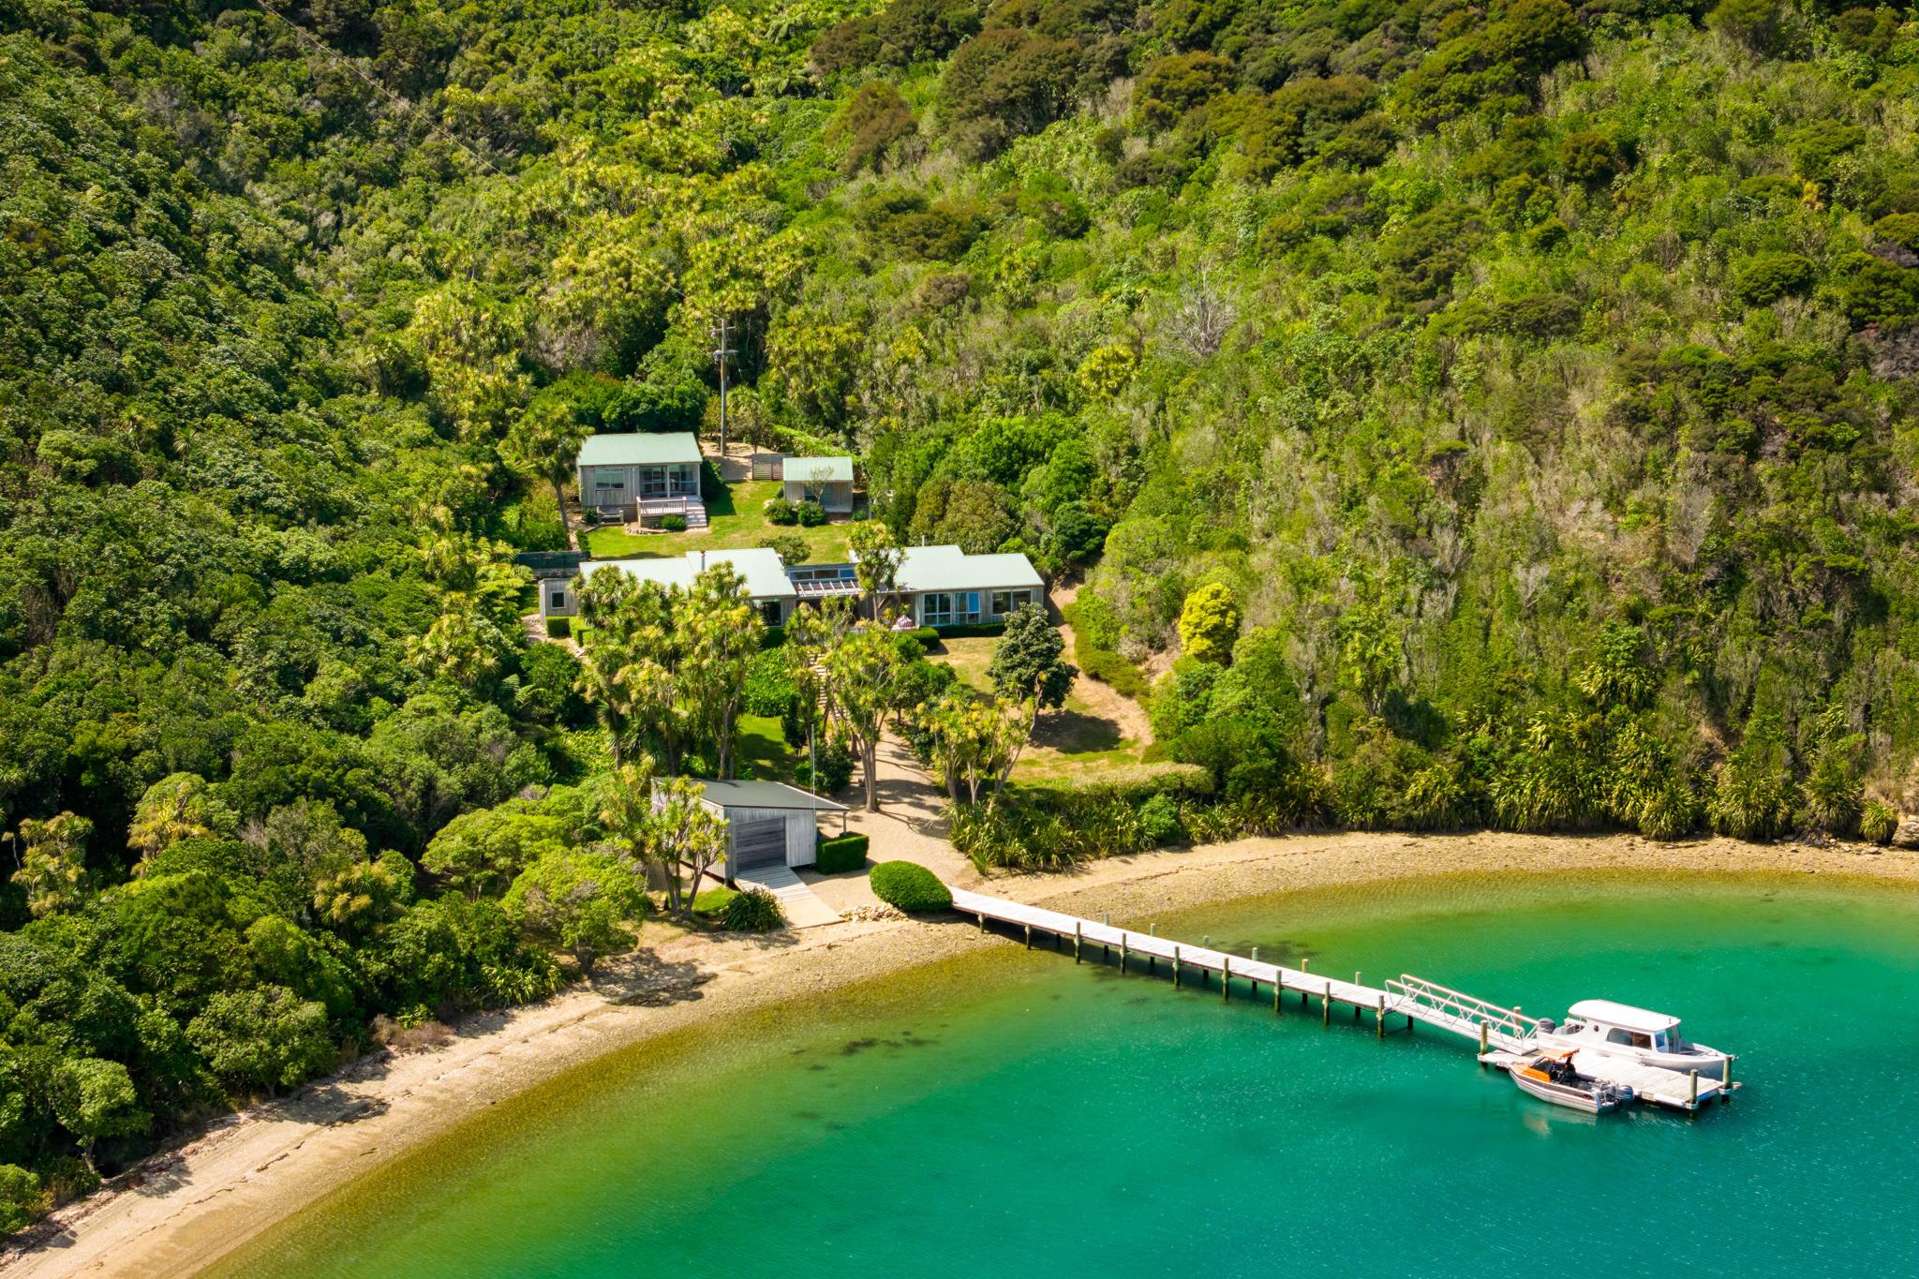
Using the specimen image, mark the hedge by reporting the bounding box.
[815,831,869,873]
[547,616,571,639]
[868,860,951,913]
[934,621,1006,638]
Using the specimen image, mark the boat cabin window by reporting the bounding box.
[1603,1027,1654,1048]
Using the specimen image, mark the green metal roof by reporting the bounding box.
[578,431,703,467]
[682,779,847,811]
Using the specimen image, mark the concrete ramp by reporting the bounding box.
[735,865,840,929]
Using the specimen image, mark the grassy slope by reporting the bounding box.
[582,481,855,561]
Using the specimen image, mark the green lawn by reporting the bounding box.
[582,480,854,562]
[931,636,1147,781]
[736,714,798,782]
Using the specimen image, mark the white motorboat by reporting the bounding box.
[1507,1049,1635,1114]
[1534,999,1730,1080]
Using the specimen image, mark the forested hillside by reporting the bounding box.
[3,0,1918,1235]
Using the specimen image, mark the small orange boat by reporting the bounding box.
[1509,1049,1635,1114]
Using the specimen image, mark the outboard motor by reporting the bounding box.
[1535,1017,1557,1033]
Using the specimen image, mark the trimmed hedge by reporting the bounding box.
[815,831,869,873]
[869,860,951,913]
[934,621,1006,638]
[547,616,571,639]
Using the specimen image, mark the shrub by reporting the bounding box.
[1732,252,1816,307]
[795,499,827,526]
[1176,582,1240,664]
[869,860,951,913]
[760,531,809,566]
[723,887,786,932]
[547,616,571,639]
[1709,0,1785,53]
[1708,718,1799,841]
[1138,792,1183,845]
[1559,131,1622,185]
[902,626,941,650]
[692,887,738,918]
[830,81,918,176]
[743,647,797,716]
[1079,646,1149,699]
[765,497,798,525]
[815,831,870,873]
[1860,799,1898,846]
[798,737,854,794]
[0,1164,46,1237]
[659,513,688,533]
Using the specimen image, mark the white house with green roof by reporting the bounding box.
[780,455,855,514]
[577,431,706,527]
[542,547,798,626]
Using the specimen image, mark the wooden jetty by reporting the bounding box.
[950,887,1736,1113]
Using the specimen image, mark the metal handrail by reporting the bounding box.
[1387,975,1540,1039]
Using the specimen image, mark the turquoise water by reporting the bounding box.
[217,873,1919,1278]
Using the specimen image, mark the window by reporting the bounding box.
[990,590,1011,616]
[594,477,625,493]
[960,591,981,623]
[548,588,566,610]
[761,600,782,627]
[1605,1028,1635,1046]
[921,593,952,626]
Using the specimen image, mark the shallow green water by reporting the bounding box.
[217,873,1919,1278]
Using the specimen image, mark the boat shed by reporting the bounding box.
[681,779,848,877]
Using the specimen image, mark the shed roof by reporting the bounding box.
[887,544,1044,593]
[686,779,848,812]
[578,432,703,468]
[1567,1000,1680,1033]
[580,548,797,601]
[783,455,854,483]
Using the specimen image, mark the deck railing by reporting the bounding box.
[1386,974,1541,1043]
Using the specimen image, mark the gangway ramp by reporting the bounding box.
[1384,975,1540,1052]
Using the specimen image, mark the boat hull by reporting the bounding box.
[1535,1034,1728,1080]
[1510,1068,1629,1115]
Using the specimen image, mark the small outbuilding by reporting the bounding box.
[683,779,848,878]
[780,455,856,515]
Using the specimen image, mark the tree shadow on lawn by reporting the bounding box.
[1034,707,1124,754]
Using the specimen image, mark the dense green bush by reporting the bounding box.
[765,498,799,525]
[869,861,952,913]
[547,617,572,639]
[798,738,855,794]
[744,648,798,717]
[815,831,870,873]
[1860,800,1898,846]
[795,499,827,527]
[659,514,688,533]
[1138,793,1183,845]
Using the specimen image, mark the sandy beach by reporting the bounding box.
[4,830,1915,1278]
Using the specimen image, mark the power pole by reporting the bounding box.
[711,316,735,460]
